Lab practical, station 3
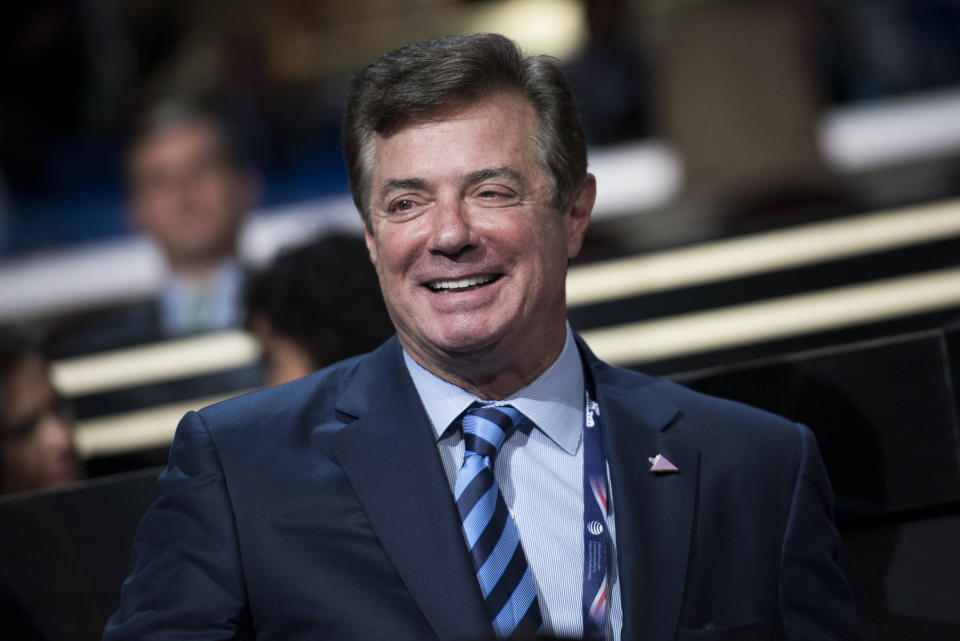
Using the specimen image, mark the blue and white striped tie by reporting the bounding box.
[455,404,542,639]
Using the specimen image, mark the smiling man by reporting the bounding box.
[363,92,592,399]
[105,34,861,641]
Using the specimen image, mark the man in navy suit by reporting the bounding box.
[105,34,861,641]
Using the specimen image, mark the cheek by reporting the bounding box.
[527,234,573,294]
[198,179,237,218]
[366,238,404,307]
[371,228,422,275]
[513,220,565,264]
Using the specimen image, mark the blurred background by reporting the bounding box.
[2,0,960,639]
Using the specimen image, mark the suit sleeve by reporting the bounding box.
[779,424,862,641]
[103,411,251,641]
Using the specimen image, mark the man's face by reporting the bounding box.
[128,120,252,269]
[1,354,81,494]
[364,94,593,381]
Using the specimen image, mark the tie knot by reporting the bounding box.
[461,404,525,459]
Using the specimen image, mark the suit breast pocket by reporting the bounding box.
[677,620,769,641]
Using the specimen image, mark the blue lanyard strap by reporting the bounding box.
[581,372,609,639]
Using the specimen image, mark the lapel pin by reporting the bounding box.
[648,454,679,473]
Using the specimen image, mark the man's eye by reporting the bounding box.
[473,189,518,206]
[391,199,414,212]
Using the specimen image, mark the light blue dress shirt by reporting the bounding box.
[403,324,623,640]
[159,260,245,336]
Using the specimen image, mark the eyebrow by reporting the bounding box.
[465,166,525,187]
[379,178,430,204]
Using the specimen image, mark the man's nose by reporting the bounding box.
[428,196,474,256]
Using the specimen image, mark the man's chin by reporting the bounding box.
[401,326,505,362]
[436,321,514,352]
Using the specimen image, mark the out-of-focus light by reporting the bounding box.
[74,392,245,458]
[51,330,260,397]
[0,239,164,322]
[581,266,960,365]
[465,0,586,60]
[819,87,960,172]
[589,142,683,217]
[567,197,960,305]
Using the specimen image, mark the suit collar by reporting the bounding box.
[334,336,401,419]
[577,336,699,641]
[578,335,680,434]
[332,336,491,640]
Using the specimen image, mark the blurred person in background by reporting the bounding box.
[49,98,260,357]
[0,325,81,495]
[41,100,265,480]
[127,98,259,338]
[245,232,394,387]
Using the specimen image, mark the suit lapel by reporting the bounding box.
[584,343,699,641]
[331,339,490,641]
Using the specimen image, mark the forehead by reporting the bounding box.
[371,95,541,183]
[130,120,225,170]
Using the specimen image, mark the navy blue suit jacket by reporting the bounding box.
[104,335,860,641]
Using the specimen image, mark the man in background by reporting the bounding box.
[42,101,262,478]
[50,99,259,356]
[127,99,258,339]
[0,325,81,495]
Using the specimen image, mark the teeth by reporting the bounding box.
[429,274,497,292]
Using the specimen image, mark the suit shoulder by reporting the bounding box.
[615,369,817,493]
[660,378,814,468]
[599,360,806,446]
[659,376,795,428]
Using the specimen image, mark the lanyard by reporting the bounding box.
[581,369,609,639]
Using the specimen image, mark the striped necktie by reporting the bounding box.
[455,404,542,639]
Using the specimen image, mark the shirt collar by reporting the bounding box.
[160,260,244,333]
[403,323,584,455]
[164,259,243,297]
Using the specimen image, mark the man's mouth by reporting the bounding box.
[427,274,502,293]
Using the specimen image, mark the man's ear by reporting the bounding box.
[364,228,378,267]
[566,173,596,260]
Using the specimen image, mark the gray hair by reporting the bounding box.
[341,33,587,231]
